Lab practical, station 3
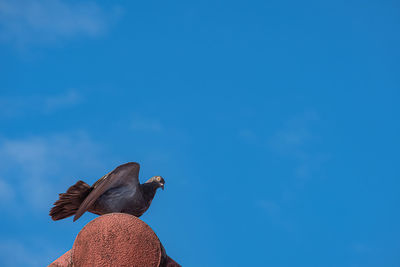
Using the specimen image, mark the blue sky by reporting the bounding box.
[0,0,399,266]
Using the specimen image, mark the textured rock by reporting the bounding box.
[72,213,162,266]
[49,213,180,266]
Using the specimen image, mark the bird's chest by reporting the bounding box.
[122,200,151,217]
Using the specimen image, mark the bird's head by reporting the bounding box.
[146,176,165,190]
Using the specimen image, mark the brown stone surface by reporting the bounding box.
[49,213,181,266]
[48,250,72,267]
[72,213,162,267]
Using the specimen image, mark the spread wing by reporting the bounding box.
[73,162,140,221]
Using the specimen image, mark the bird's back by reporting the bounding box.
[89,183,148,216]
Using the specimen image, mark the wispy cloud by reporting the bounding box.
[238,129,258,143]
[131,115,164,132]
[256,199,280,217]
[0,239,56,267]
[238,110,327,180]
[255,199,295,231]
[241,111,329,227]
[269,110,327,180]
[0,177,14,202]
[44,90,82,111]
[0,0,121,46]
[0,132,103,211]
[270,111,318,156]
[0,90,82,117]
[350,242,372,253]
[0,240,40,267]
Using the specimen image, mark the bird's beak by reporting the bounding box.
[161,184,164,190]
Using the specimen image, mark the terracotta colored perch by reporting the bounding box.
[49,213,180,267]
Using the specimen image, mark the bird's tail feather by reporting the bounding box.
[50,180,91,221]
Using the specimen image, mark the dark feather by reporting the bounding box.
[49,180,91,221]
[73,162,140,221]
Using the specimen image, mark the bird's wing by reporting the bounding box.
[73,162,140,221]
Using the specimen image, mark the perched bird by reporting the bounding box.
[50,162,165,221]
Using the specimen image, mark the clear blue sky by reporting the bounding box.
[0,0,399,266]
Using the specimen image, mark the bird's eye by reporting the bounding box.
[157,177,161,181]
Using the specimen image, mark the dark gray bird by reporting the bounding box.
[50,162,165,221]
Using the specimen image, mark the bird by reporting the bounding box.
[49,162,165,222]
